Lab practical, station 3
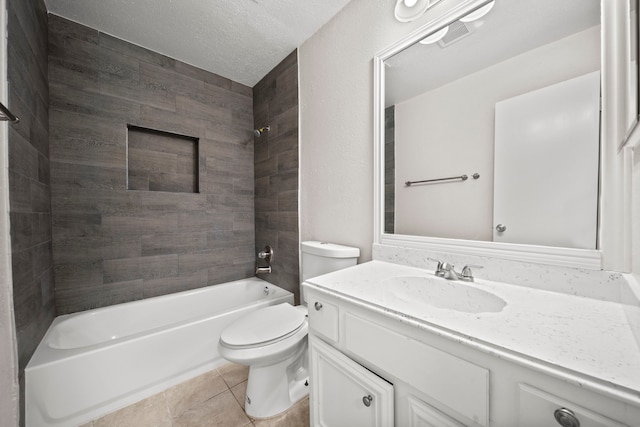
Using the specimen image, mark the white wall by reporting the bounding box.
[0,0,19,423]
[299,0,467,261]
[0,126,18,426]
[394,27,600,239]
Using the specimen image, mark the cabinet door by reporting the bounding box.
[310,336,394,427]
[518,384,628,427]
[407,396,466,427]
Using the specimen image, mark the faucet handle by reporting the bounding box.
[427,257,444,275]
[258,245,274,262]
[460,264,483,281]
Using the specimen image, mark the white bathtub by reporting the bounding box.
[25,277,293,427]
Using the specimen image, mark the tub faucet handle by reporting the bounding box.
[258,245,273,263]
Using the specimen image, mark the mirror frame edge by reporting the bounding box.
[599,0,634,272]
[619,0,639,149]
[374,0,634,272]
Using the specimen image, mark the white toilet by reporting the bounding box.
[218,241,359,418]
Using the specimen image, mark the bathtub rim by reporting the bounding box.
[26,277,291,368]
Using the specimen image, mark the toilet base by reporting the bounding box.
[244,345,309,419]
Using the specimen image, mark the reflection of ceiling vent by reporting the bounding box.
[438,21,472,48]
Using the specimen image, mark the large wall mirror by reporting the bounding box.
[374,0,638,270]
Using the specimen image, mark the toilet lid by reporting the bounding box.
[220,303,306,347]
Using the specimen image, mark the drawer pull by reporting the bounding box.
[314,301,323,311]
[362,395,373,407]
[554,408,580,427]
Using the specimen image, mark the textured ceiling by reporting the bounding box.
[43,0,352,87]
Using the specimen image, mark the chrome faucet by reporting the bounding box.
[431,259,482,282]
[436,262,460,280]
[256,245,273,275]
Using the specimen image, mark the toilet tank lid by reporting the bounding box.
[301,241,360,258]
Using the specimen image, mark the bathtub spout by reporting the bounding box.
[256,266,271,274]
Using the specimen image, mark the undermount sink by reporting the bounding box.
[384,276,507,313]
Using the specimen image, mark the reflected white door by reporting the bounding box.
[493,71,600,249]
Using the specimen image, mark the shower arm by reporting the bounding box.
[254,126,270,137]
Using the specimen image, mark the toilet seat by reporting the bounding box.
[220,303,306,349]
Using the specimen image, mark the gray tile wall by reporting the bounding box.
[253,51,300,303]
[127,126,199,193]
[7,0,53,399]
[48,15,256,314]
[385,106,395,234]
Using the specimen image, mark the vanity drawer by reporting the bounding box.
[308,296,339,343]
[517,384,628,427]
[344,313,489,426]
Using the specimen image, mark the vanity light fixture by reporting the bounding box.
[419,26,449,44]
[394,0,443,23]
[459,0,496,22]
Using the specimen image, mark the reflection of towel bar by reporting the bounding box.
[405,173,479,187]
[0,101,19,123]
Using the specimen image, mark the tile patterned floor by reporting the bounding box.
[80,363,310,427]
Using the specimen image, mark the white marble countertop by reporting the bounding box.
[303,260,640,405]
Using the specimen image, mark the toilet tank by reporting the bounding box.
[300,241,360,283]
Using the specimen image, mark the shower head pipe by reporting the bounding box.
[254,126,270,137]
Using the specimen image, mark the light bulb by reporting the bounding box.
[419,26,449,44]
[395,0,443,23]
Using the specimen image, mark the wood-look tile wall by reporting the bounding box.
[7,0,53,398]
[385,106,395,234]
[253,51,300,303]
[127,126,199,193]
[48,15,256,314]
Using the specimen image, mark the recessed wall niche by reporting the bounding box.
[127,125,199,193]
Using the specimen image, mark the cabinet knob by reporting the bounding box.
[362,395,373,407]
[554,408,580,427]
[314,301,323,311]
[495,224,507,232]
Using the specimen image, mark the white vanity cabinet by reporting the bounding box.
[307,291,489,427]
[305,286,640,427]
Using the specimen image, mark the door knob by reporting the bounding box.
[362,395,373,407]
[495,224,507,232]
[554,408,580,427]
